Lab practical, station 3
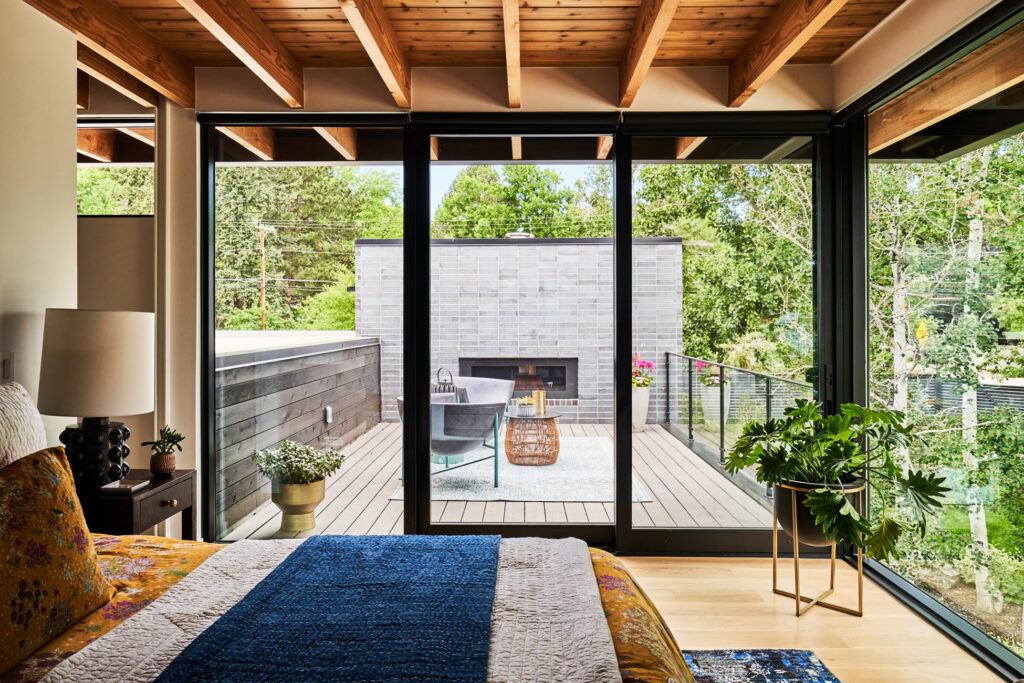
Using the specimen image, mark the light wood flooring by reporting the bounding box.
[225,421,772,540]
[622,556,1001,683]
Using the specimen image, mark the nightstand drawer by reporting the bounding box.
[138,476,194,530]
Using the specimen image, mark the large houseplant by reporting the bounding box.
[252,440,344,532]
[725,400,948,560]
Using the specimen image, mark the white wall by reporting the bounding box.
[0,3,77,444]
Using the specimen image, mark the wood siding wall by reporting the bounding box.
[214,339,381,537]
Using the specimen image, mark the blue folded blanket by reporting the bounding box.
[156,534,501,682]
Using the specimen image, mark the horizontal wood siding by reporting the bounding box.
[215,341,381,537]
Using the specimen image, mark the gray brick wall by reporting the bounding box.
[356,238,682,423]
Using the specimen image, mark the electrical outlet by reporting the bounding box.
[324,406,333,424]
[0,352,12,381]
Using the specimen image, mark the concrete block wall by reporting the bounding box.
[356,237,682,423]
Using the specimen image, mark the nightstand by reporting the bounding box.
[82,470,197,540]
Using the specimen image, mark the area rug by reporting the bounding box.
[390,437,651,502]
[682,650,840,683]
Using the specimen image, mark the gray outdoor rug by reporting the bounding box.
[390,436,652,502]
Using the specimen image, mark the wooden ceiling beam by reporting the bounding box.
[618,0,679,108]
[24,0,194,107]
[340,0,411,108]
[511,136,522,160]
[727,0,847,108]
[502,0,521,108]
[77,45,160,109]
[118,127,156,147]
[868,23,1024,155]
[430,136,439,161]
[596,135,613,160]
[314,126,357,160]
[77,72,89,110]
[177,0,304,108]
[77,128,115,162]
[675,136,705,159]
[217,126,275,161]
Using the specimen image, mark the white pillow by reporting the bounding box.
[0,382,48,468]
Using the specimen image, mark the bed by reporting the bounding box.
[0,383,693,683]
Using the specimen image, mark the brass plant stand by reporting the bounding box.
[772,483,865,617]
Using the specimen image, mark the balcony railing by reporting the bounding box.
[665,352,814,506]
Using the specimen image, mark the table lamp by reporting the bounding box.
[37,309,155,491]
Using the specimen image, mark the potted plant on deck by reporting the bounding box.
[141,425,185,477]
[252,440,345,532]
[725,399,948,560]
[632,354,654,432]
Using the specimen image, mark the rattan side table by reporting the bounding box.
[504,410,561,465]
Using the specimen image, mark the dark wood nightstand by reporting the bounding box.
[82,470,197,540]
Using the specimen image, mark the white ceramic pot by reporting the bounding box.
[632,385,651,432]
[700,383,731,427]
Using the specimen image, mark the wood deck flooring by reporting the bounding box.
[225,422,772,540]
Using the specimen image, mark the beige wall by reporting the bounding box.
[78,215,157,470]
[0,2,77,444]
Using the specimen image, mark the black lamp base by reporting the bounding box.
[59,417,131,490]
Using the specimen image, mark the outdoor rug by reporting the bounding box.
[390,436,652,502]
[682,650,841,683]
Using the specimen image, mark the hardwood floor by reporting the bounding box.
[224,421,772,540]
[621,556,1001,683]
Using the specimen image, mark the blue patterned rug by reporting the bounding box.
[682,650,840,682]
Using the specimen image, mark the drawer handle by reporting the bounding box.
[162,499,179,508]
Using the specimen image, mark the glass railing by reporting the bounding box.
[665,353,814,502]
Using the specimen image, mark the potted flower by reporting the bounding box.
[725,400,948,559]
[696,361,731,427]
[515,395,536,417]
[632,354,654,432]
[141,425,185,477]
[252,440,345,532]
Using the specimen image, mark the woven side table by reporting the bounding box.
[504,411,561,465]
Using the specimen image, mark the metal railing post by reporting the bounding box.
[665,352,671,424]
[765,376,773,498]
[687,357,694,442]
[719,363,726,463]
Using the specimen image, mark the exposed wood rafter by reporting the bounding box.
[77,128,115,162]
[501,0,521,108]
[511,136,523,160]
[77,72,89,110]
[177,0,304,108]
[868,22,1024,154]
[727,0,848,108]
[217,126,275,161]
[596,136,613,160]
[430,136,439,161]
[76,44,160,109]
[618,0,679,108]
[314,126,358,160]
[24,0,194,107]
[674,136,705,159]
[340,0,411,108]
[118,127,156,146]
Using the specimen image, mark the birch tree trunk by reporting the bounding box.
[891,258,911,472]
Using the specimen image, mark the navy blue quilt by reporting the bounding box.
[156,534,501,682]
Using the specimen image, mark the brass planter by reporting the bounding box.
[271,478,325,532]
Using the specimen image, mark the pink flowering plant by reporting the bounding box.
[632,354,654,388]
[695,361,731,387]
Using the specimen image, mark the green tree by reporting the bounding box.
[77,167,155,215]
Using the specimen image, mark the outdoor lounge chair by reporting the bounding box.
[397,375,515,487]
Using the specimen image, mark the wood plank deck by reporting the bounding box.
[225,422,773,540]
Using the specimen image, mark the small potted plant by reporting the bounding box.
[632,353,654,432]
[141,425,185,477]
[515,395,536,417]
[725,400,948,559]
[252,440,344,532]
[696,361,731,427]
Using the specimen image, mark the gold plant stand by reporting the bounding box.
[772,484,864,617]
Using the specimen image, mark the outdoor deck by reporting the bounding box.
[225,422,772,540]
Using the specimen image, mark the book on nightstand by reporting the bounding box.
[100,477,151,495]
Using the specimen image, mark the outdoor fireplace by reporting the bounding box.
[459,358,578,399]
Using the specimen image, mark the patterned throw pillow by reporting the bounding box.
[590,548,695,683]
[0,447,115,674]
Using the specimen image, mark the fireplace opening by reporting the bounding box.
[459,358,578,399]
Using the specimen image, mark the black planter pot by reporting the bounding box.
[773,480,865,547]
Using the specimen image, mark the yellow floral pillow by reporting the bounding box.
[0,447,115,674]
[590,548,694,683]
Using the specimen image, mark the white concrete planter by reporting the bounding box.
[632,386,651,432]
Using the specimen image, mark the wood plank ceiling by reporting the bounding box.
[41,0,906,112]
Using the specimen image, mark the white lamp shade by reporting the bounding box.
[37,309,155,417]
